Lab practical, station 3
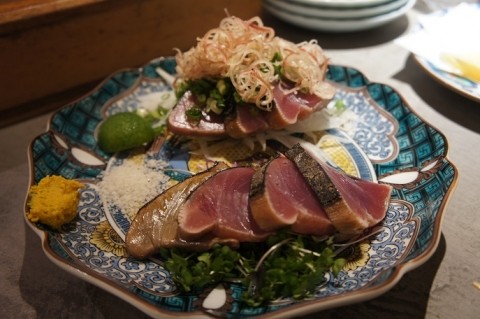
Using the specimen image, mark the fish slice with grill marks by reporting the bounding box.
[285,144,392,235]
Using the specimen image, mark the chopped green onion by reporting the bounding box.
[174,79,189,99]
[209,88,222,100]
[334,99,346,112]
[206,97,224,114]
[271,52,282,63]
[185,107,203,121]
[271,52,283,76]
[216,79,229,95]
[197,94,207,103]
[157,106,170,117]
[233,92,242,103]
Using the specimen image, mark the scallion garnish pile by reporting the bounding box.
[175,78,241,121]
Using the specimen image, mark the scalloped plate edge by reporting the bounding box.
[24,56,459,318]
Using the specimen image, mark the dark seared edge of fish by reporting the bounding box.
[249,153,281,199]
[284,144,340,207]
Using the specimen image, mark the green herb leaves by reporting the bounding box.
[159,232,346,306]
[271,51,283,77]
[185,107,202,122]
[243,233,346,306]
[175,78,238,122]
[159,244,251,293]
[175,51,285,123]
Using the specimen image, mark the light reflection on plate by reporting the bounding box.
[26,57,458,318]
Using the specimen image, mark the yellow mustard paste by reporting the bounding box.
[27,175,85,229]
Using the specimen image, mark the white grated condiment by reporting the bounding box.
[98,154,170,219]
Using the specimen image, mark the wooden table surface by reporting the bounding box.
[0,0,263,127]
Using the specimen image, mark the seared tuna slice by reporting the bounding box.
[250,156,335,236]
[167,82,332,139]
[125,163,231,259]
[285,144,392,235]
[178,167,270,242]
[224,103,270,138]
[265,82,326,129]
[167,91,226,137]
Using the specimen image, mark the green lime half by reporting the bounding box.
[97,112,155,153]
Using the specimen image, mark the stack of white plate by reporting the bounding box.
[263,0,417,32]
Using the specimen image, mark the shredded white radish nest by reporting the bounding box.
[175,15,335,110]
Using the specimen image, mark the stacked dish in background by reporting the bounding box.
[263,0,417,32]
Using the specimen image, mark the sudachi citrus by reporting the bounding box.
[97,112,155,152]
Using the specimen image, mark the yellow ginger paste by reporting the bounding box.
[27,175,85,229]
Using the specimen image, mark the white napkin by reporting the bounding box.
[395,2,480,82]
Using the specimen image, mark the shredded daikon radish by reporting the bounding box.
[285,107,361,134]
[175,15,335,110]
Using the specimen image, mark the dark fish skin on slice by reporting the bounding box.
[125,162,232,259]
[249,155,335,235]
[285,144,392,235]
[284,145,340,206]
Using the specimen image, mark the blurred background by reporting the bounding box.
[0,0,263,127]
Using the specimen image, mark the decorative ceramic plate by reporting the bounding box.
[406,3,480,103]
[266,0,410,19]
[284,0,395,9]
[263,0,416,32]
[26,57,457,318]
[414,55,480,103]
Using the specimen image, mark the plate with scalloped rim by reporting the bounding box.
[26,56,458,318]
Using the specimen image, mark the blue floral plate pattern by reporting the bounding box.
[26,57,458,318]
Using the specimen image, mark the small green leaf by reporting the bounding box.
[185,107,203,121]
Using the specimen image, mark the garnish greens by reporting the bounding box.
[175,78,241,120]
[159,231,346,306]
[134,90,177,136]
[271,51,283,77]
[185,106,203,122]
[175,51,285,121]
[333,99,346,113]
